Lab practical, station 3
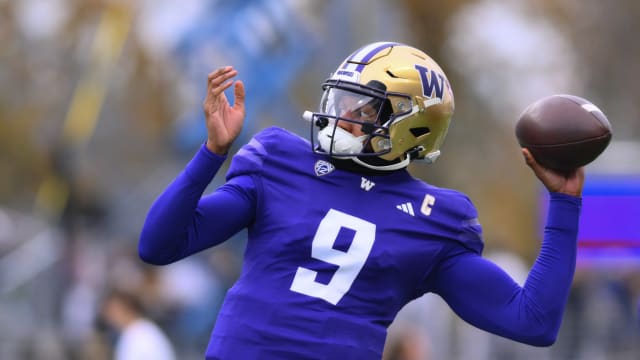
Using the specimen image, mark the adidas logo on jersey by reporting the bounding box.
[314,160,335,176]
[396,202,415,216]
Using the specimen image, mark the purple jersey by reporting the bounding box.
[139,127,581,359]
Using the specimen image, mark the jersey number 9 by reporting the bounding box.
[290,209,376,305]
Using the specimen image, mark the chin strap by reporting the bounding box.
[351,148,441,171]
[351,154,411,171]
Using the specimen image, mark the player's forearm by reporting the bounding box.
[519,192,581,342]
[138,144,226,265]
[483,192,581,345]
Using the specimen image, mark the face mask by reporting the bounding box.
[317,125,367,156]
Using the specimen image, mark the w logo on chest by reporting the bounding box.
[360,177,376,191]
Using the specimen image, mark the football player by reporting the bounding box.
[139,42,584,359]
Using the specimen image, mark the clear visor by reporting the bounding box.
[320,88,384,125]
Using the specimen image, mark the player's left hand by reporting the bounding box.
[203,66,246,155]
[522,148,585,197]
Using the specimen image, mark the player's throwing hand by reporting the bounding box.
[203,66,245,155]
[522,148,585,197]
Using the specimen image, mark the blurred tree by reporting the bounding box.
[399,0,470,59]
[541,0,640,140]
[0,0,179,227]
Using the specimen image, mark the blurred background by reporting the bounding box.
[1,0,639,359]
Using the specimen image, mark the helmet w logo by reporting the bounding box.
[414,64,445,100]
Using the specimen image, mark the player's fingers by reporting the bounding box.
[233,80,245,110]
[522,148,537,168]
[207,68,225,93]
[213,80,234,96]
[208,67,237,92]
[568,166,585,182]
[207,66,232,84]
[522,148,551,182]
[203,81,232,114]
[204,80,231,107]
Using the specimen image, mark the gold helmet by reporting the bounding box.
[306,42,455,171]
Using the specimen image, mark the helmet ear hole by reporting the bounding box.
[409,127,430,137]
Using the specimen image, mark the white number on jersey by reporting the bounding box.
[290,209,376,305]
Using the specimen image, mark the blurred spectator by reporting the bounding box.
[556,269,640,360]
[383,321,431,360]
[155,256,223,352]
[100,289,176,360]
[385,294,450,360]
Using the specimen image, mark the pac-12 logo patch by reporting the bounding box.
[314,160,335,176]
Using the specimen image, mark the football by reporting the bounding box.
[515,94,612,171]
